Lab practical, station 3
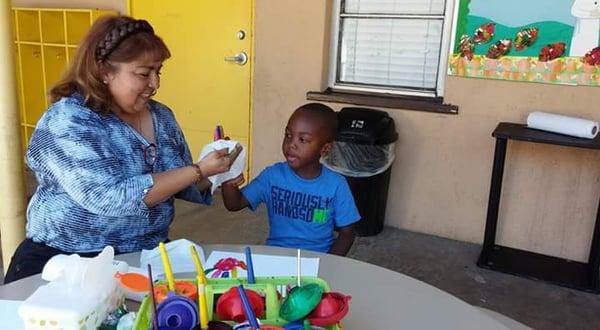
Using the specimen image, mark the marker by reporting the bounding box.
[159,242,176,292]
[190,245,207,285]
[147,264,159,330]
[296,249,301,287]
[245,247,255,284]
[197,277,209,329]
[237,285,260,329]
[214,125,225,141]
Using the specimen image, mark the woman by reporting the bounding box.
[4,15,239,283]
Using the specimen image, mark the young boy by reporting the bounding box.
[222,103,360,256]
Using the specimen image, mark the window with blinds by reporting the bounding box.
[329,0,455,97]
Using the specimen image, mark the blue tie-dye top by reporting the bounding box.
[25,93,210,253]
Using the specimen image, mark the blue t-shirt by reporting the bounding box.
[26,93,210,253]
[242,162,360,253]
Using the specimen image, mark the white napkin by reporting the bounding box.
[198,139,246,193]
[140,239,207,278]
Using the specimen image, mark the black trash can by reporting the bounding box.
[323,107,398,236]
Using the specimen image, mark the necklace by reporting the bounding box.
[136,111,144,136]
[135,108,155,144]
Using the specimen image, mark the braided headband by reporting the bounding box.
[96,19,154,61]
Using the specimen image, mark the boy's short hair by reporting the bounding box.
[295,103,338,141]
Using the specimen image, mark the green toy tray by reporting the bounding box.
[133,276,342,330]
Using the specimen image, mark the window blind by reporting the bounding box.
[336,0,447,93]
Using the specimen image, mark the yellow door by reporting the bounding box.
[130,0,253,176]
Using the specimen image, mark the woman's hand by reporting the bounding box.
[198,144,243,177]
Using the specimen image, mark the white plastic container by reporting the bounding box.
[18,247,125,330]
[18,279,124,330]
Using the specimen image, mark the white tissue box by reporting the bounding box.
[18,279,124,330]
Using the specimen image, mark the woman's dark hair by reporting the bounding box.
[49,15,171,113]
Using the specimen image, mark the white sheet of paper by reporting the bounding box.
[139,239,206,277]
[205,251,319,277]
[0,300,24,330]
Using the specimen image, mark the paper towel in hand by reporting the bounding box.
[526,112,599,139]
[198,139,246,193]
[140,239,206,278]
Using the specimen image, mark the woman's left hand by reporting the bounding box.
[197,144,242,176]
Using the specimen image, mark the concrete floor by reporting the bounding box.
[169,196,600,330]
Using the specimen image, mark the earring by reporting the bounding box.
[103,80,108,84]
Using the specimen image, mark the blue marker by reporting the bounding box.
[245,246,255,284]
[237,285,260,329]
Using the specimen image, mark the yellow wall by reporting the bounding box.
[12,0,125,13]
[252,0,600,263]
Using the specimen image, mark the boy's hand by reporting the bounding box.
[223,174,245,187]
[221,172,250,211]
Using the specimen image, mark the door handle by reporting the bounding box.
[224,51,248,65]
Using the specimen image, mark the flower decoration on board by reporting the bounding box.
[581,47,600,66]
[486,39,512,59]
[538,42,566,62]
[473,23,495,44]
[514,27,539,51]
[458,34,475,60]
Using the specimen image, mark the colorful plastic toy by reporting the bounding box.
[154,280,198,304]
[155,292,199,330]
[279,284,323,322]
[307,292,351,327]
[216,287,265,323]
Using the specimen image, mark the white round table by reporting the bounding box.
[0,244,530,329]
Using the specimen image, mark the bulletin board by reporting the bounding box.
[447,0,600,86]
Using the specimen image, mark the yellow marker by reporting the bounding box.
[159,242,176,291]
[190,245,207,285]
[197,277,209,329]
[231,267,238,278]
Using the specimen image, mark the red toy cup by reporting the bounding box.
[216,287,265,323]
[307,292,351,327]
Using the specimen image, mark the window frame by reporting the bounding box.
[327,0,458,98]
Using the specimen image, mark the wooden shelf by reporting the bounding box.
[478,122,600,293]
[493,122,600,150]
[478,245,596,293]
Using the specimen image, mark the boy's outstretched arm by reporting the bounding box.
[221,175,250,211]
[328,224,356,256]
